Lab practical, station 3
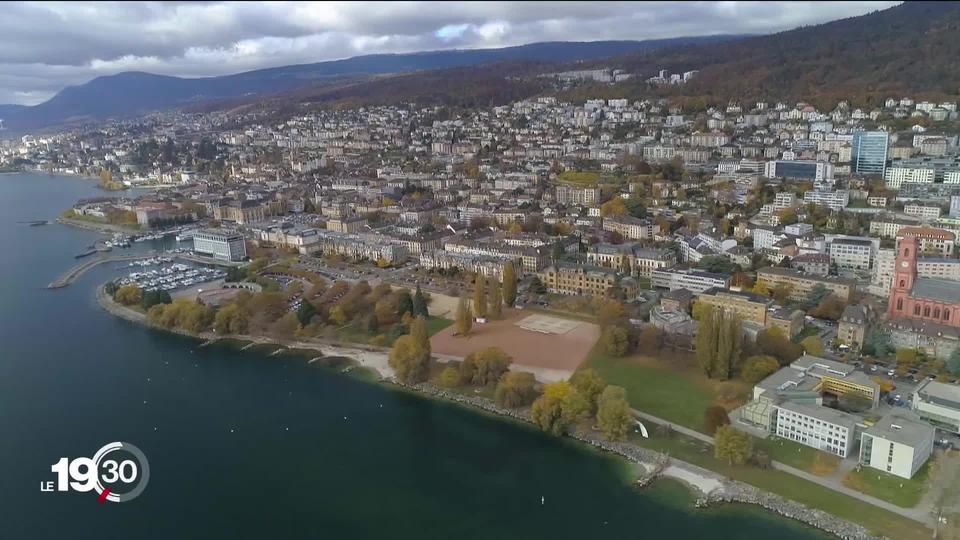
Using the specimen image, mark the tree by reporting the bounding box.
[570,369,607,413]
[800,335,824,356]
[597,386,632,441]
[703,406,731,435]
[462,347,511,386]
[502,262,517,306]
[600,196,627,217]
[296,300,317,326]
[740,355,779,384]
[472,274,487,318]
[438,366,461,388]
[695,307,720,377]
[488,279,503,319]
[531,391,566,435]
[714,310,743,380]
[454,294,473,336]
[410,316,431,357]
[770,284,794,304]
[595,298,626,326]
[494,372,537,408]
[412,285,429,318]
[863,328,893,357]
[636,325,663,353]
[756,327,804,365]
[810,295,846,320]
[751,280,770,297]
[388,334,431,384]
[600,326,629,357]
[396,289,414,319]
[714,425,753,466]
[114,284,142,306]
[806,284,831,308]
[214,303,248,334]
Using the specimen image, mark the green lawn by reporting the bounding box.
[754,436,840,476]
[582,347,714,431]
[426,317,453,336]
[843,461,930,508]
[557,171,601,185]
[631,431,930,540]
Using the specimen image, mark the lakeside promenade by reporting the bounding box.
[95,285,889,540]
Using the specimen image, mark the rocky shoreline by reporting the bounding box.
[96,286,881,540]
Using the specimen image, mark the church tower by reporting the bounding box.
[888,236,918,317]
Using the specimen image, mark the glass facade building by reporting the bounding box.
[852,131,889,176]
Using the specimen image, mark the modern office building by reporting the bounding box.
[829,238,873,276]
[192,229,247,261]
[852,131,889,176]
[775,401,859,458]
[912,379,960,433]
[651,267,731,293]
[764,160,833,182]
[860,410,935,479]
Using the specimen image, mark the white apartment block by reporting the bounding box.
[555,185,601,206]
[904,203,942,221]
[774,192,797,210]
[775,402,858,458]
[884,167,935,190]
[803,190,849,211]
[913,380,960,434]
[868,214,921,239]
[829,238,873,275]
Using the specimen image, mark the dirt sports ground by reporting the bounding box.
[430,309,600,382]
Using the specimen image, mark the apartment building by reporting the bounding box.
[601,215,659,241]
[555,184,601,206]
[537,263,637,298]
[585,243,675,278]
[904,204,942,222]
[884,166,935,190]
[756,267,856,302]
[869,213,921,239]
[696,288,773,325]
[829,238,873,276]
[803,189,850,211]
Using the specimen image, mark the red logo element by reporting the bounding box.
[97,488,111,503]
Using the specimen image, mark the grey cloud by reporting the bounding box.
[0,1,899,105]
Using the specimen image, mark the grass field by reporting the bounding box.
[557,171,601,185]
[338,317,452,347]
[631,431,930,540]
[582,346,716,431]
[843,461,931,508]
[754,436,840,476]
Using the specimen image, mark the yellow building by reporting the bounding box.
[696,288,772,324]
[756,267,856,302]
[538,264,637,298]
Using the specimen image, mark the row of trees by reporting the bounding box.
[454,262,517,336]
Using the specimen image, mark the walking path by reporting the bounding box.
[630,407,934,525]
[48,253,160,288]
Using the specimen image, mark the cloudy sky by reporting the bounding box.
[1,1,898,106]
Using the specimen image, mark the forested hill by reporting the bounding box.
[589,1,960,108]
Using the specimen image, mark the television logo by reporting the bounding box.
[41,442,150,503]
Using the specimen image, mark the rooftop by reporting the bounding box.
[910,277,960,304]
[865,410,934,447]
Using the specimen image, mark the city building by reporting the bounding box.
[803,189,849,210]
[696,288,773,325]
[192,229,247,261]
[912,380,960,434]
[756,267,856,302]
[838,304,870,349]
[852,131,889,176]
[775,401,859,458]
[586,243,675,278]
[601,215,659,241]
[537,263,637,298]
[904,204,942,222]
[651,267,731,293]
[859,410,934,479]
[829,238,873,276]
[764,160,833,182]
[887,235,960,328]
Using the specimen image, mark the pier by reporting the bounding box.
[47,253,161,289]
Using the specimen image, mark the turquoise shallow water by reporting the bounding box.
[0,173,829,539]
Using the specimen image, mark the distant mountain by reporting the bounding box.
[0,35,747,134]
[597,1,960,107]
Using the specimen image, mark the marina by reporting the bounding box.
[114,262,226,292]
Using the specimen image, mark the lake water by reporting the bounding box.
[0,172,829,539]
